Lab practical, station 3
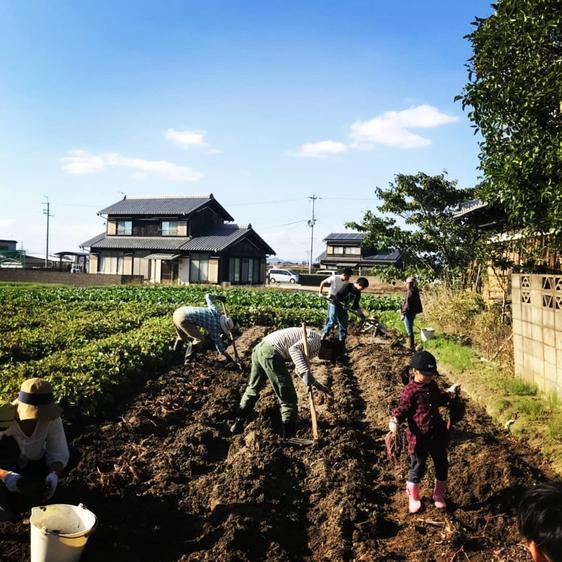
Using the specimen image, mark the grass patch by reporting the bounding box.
[517,398,546,420]
[504,378,538,396]
[547,415,562,440]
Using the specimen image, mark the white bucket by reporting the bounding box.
[420,327,435,342]
[30,503,97,562]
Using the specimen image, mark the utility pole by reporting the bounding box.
[42,197,53,269]
[307,194,321,273]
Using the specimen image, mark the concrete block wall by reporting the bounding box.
[512,274,562,397]
[0,270,144,286]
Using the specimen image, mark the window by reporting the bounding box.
[162,221,179,236]
[116,220,132,235]
[98,254,123,274]
[327,246,334,255]
[190,257,209,283]
[229,258,241,283]
[345,246,361,255]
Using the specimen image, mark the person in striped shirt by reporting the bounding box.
[172,293,238,366]
[230,327,339,438]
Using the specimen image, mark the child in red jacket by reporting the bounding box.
[388,351,460,513]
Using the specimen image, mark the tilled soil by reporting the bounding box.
[0,327,554,561]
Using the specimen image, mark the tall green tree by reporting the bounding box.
[459,0,562,236]
[347,172,480,282]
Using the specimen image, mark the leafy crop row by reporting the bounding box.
[0,284,401,418]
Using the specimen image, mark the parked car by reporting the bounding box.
[267,268,300,284]
[319,269,338,277]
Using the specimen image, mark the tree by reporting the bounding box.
[458,0,562,237]
[347,172,481,283]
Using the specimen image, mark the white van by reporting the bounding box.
[267,268,300,284]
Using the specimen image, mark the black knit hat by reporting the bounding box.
[409,351,439,376]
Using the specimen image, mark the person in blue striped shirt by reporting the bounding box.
[172,293,238,366]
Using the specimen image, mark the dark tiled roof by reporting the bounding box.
[452,198,487,219]
[84,235,191,251]
[98,195,234,221]
[363,249,401,263]
[323,232,365,242]
[320,248,401,266]
[81,224,276,255]
[81,233,106,247]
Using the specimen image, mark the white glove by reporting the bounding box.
[4,472,21,493]
[44,472,59,500]
[388,419,398,433]
[447,383,461,395]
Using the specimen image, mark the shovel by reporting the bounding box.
[220,301,242,365]
[302,322,319,441]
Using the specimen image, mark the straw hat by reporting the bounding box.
[0,401,16,430]
[12,378,62,421]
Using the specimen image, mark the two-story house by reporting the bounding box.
[80,194,275,284]
[317,232,402,271]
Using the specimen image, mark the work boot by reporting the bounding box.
[432,480,447,509]
[408,334,415,352]
[281,420,296,439]
[406,482,422,514]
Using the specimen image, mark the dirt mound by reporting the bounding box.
[0,327,553,561]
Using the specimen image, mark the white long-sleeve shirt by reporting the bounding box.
[322,274,348,297]
[263,327,322,376]
[2,417,70,468]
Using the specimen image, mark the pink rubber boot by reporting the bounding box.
[432,480,447,509]
[406,482,422,514]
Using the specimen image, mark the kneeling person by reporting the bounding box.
[230,327,338,438]
[0,379,70,520]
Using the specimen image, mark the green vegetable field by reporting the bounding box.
[0,284,401,418]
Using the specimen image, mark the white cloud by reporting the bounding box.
[292,140,348,159]
[165,128,208,149]
[62,150,203,181]
[350,104,459,149]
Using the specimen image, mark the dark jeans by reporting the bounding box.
[407,444,448,484]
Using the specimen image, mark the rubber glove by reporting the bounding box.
[44,472,59,500]
[447,383,461,395]
[388,419,398,433]
[3,472,21,493]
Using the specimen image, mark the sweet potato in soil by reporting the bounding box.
[0,326,553,561]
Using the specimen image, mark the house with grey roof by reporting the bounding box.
[317,232,402,271]
[81,194,275,284]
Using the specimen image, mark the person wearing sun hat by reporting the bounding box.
[388,351,461,514]
[0,378,69,510]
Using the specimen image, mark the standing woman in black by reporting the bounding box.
[402,276,423,351]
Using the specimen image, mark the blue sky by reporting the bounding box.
[0,0,494,261]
